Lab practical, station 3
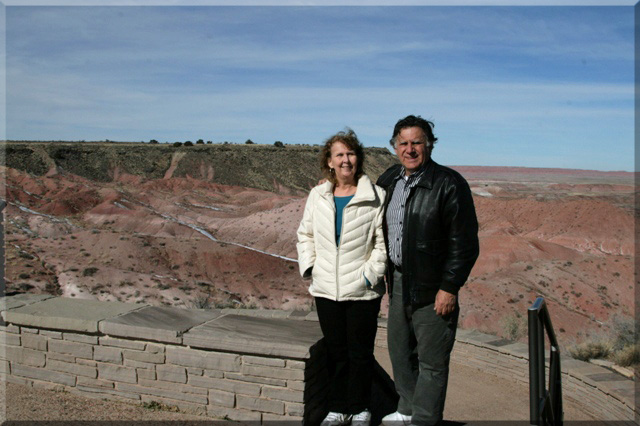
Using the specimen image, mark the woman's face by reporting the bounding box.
[328,141,357,184]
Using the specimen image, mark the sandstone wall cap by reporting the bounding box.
[100,305,222,343]
[4,297,146,333]
[219,308,293,319]
[1,294,55,314]
[183,314,323,359]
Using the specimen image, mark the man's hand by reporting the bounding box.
[434,290,457,316]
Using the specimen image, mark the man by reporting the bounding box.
[377,115,479,426]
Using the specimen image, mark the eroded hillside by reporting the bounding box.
[3,142,396,195]
[3,141,636,349]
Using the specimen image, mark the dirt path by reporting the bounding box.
[3,381,207,422]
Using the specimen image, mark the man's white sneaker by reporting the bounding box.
[352,409,372,426]
[321,412,353,426]
[381,411,412,426]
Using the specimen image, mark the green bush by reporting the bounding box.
[83,267,99,277]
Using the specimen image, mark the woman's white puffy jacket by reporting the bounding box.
[297,174,387,301]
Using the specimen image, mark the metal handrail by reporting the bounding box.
[528,297,563,426]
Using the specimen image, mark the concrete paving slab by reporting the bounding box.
[1,294,55,313]
[484,338,513,347]
[4,297,146,333]
[289,310,310,319]
[305,311,319,322]
[496,342,529,357]
[564,361,611,377]
[587,372,627,382]
[220,309,293,319]
[559,358,591,371]
[456,329,500,345]
[100,306,222,343]
[183,314,323,359]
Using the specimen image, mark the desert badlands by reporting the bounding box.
[3,142,636,353]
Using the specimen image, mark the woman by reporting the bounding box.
[297,129,387,426]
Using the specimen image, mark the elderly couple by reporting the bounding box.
[297,115,480,426]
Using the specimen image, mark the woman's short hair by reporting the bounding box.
[320,128,365,184]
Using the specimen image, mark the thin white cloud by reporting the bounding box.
[5,6,634,171]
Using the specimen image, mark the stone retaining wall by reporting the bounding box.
[1,294,636,423]
[5,326,304,420]
[0,294,330,423]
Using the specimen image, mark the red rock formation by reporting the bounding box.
[4,164,634,347]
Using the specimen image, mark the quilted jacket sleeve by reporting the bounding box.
[296,189,316,280]
[362,187,387,287]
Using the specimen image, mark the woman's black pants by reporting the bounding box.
[315,296,381,415]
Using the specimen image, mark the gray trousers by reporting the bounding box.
[387,270,459,426]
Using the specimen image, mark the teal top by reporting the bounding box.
[333,194,372,289]
[334,195,354,246]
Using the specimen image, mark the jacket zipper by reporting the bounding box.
[335,195,352,301]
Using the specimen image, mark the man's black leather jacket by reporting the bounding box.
[377,160,479,307]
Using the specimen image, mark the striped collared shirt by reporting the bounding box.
[386,164,427,267]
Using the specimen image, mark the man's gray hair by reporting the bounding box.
[389,115,438,149]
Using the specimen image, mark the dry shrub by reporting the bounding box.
[501,312,527,341]
[567,314,638,367]
[610,344,640,367]
[611,314,636,350]
[191,295,212,310]
[567,340,612,361]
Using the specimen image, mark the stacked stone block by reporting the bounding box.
[1,322,319,421]
[0,295,636,422]
[0,295,331,422]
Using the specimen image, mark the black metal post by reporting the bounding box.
[528,301,541,425]
[528,296,563,426]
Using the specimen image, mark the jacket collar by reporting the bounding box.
[319,174,377,203]
[377,164,402,187]
[415,159,436,189]
[379,159,436,190]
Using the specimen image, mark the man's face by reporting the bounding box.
[395,126,430,175]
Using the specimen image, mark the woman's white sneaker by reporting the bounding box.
[352,409,372,426]
[381,411,412,425]
[321,412,353,426]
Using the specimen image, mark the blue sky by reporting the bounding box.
[5,5,634,171]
